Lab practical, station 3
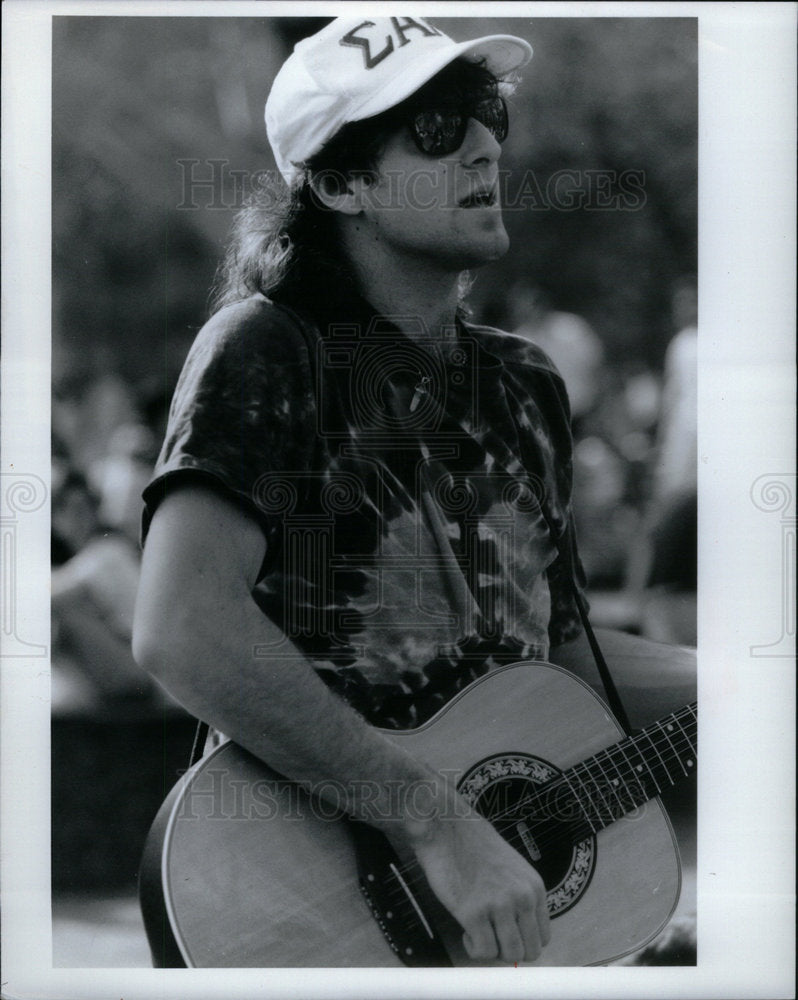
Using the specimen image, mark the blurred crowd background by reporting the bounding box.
[50,15,697,965]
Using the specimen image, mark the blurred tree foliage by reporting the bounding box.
[479,17,697,363]
[52,15,696,400]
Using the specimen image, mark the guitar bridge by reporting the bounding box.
[350,821,451,967]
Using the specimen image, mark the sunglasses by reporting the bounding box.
[407,96,509,157]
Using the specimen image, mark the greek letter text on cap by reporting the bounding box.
[340,18,444,70]
[265,16,532,185]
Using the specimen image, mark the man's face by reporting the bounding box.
[359,112,510,273]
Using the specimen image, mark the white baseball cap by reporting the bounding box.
[265,16,533,185]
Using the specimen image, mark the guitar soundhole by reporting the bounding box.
[459,753,596,917]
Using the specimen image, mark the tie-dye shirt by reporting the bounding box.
[143,292,586,728]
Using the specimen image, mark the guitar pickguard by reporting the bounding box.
[351,821,451,967]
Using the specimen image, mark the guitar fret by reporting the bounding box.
[561,702,698,828]
[653,706,697,774]
[659,714,691,777]
[639,726,677,787]
[593,748,635,819]
[572,758,620,829]
[559,773,598,834]
[635,742,661,793]
[679,705,698,767]
[608,744,649,811]
[613,739,661,797]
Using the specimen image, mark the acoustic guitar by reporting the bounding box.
[139,659,696,967]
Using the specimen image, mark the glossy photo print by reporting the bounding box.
[0,4,795,1000]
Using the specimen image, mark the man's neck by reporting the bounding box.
[359,276,462,339]
[341,231,463,338]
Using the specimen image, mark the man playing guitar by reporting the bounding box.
[133,16,696,967]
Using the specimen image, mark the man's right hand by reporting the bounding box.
[399,796,551,964]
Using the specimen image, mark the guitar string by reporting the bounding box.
[509,719,697,835]
[385,712,699,860]
[368,712,699,933]
[367,712,697,917]
[475,719,695,851]
[367,777,691,927]
[374,733,693,924]
[465,705,697,830]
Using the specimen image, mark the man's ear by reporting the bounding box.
[308,170,373,215]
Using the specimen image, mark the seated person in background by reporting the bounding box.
[632,277,698,647]
[52,460,155,707]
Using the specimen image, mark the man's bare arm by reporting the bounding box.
[133,484,550,963]
[550,627,696,731]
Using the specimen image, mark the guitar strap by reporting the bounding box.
[539,506,635,737]
[189,717,210,769]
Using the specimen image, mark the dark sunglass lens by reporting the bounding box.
[474,97,508,143]
[412,110,466,156]
[409,98,506,156]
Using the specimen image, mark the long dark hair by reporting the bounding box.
[209,120,394,313]
[210,58,505,314]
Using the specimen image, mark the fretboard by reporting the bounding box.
[529,703,697,837]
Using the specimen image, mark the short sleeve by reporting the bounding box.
[141,296,317,564]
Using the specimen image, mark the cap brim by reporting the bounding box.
[350,33,533,123]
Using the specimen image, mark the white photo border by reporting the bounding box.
[1,1,795,998]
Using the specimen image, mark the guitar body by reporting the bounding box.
[140,661,683,967]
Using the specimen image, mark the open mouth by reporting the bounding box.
[459,187,498,208]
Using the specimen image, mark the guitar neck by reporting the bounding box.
[527,703,697,837]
